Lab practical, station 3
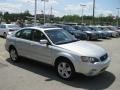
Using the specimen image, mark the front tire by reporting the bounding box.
[9,48,19,62]
[56,60,75,80]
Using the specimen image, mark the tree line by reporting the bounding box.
[0,11,119,25]
[0,11,32,24]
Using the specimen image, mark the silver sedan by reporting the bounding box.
[0,24,21,38]
[5,27,111,80]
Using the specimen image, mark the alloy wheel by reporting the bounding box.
[58,62,72,79]
[10,49,18,61]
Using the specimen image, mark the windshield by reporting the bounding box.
[88,27,96,31]
[104,27,111,31]
[45,29,78,45]
[81,26,91,31]
[8,25,20,28]
[90,27,101,31]
[109,27,117,30]
[76,26,82,30]
[63,26,76,31]
[99,27,109,31]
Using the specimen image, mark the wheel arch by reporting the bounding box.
[54,56,75,71]
[9,45,16,52]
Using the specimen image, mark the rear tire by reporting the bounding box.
[3,32,7,38]
[9,47,19,62]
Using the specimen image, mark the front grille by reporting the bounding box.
[98,34,102,38]
[93,34,97,38]
[100,53,108,62]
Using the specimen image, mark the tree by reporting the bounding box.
[0,12,3,23]
[62,15,80,23]
[4,12,10,23]
[3,10,32,23]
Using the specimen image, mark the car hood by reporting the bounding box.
[84,31,94,33]
[97,30,103,33]
[96,31,103,34]
[107,30,115,33]
[70,30,86,36]
[57,41,106,57]
[84,31,96,34]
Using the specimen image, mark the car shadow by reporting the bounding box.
[6,58,115,90]
[90,39,103,42]
[0,36,5,39]
[104,37,112,40]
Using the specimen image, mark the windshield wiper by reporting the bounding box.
[56,40,79,45]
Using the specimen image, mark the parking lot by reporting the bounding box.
[0,37,120,90]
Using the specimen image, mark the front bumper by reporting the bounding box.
[97,33,103,39]
[101,33,108,38]
[75,33,87,40]
[90,34,98,40]
[76,57,111,76]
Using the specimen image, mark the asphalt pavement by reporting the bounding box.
[0,37,120,90]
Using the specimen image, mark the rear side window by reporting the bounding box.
[15,29,32,40]
[21,29,32,40]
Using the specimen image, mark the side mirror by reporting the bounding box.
[40,39,48,45]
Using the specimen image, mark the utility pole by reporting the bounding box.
[80,4,86,24]
[116,8,120,27]
[34,0,37,26]
[93,0,95,25]
[41,0,49,24]
[51,6,53,16]
[50,6,53,23]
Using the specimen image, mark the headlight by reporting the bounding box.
[81,56,99,63]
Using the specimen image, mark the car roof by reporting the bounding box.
[23,26,62,32]
[55,24,69,26]
[2,24,16,25]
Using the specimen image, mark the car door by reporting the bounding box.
[29,29,52,64]
[15,29,34,59]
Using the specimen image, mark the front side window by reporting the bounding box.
[32,30,47,42]
[64,26,76,31]
[82,26,91,31]
[45,29,77,45]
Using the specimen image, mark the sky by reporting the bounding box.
[0,0,120,17]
